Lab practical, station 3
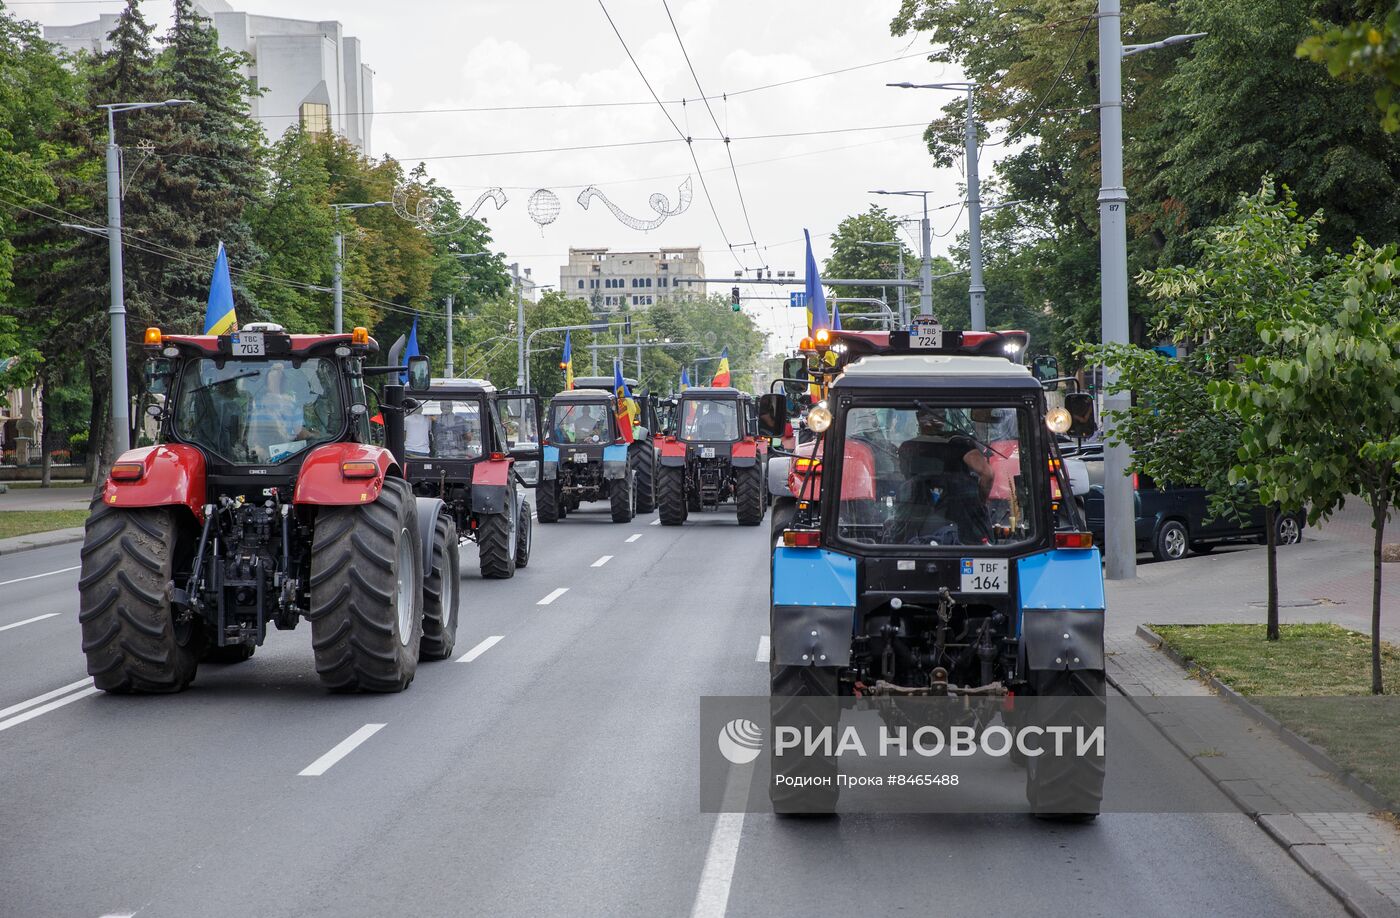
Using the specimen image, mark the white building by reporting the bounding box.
[44,1,374,154]
[560,247,706,310]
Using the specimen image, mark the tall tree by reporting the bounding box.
[820,205,920,326]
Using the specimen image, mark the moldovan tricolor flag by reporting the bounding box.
[613,359,634,442]
[203,242,237,335]
[560,330,574,390]
[711,347,731,387]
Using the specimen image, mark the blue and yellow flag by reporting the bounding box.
[679,367,690,391]
[711,347,731,387]
[831,302,843,331]
[560,330,574,390]
[203,242,237,335]
[613,359,634,442]
[803,229,829,333]
[400,316,420,383]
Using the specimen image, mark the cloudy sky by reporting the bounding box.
[27,0,984,347]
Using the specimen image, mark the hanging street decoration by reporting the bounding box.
[576,176,693,231]
[526,188,562,227]
[392,181,507,234]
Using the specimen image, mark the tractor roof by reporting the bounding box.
[680,386,744,399]
[572,375,638,391]
[413,377,496,396]
[151,324,378,358]
[833,354,1040,390]
[552,389,614,402]
[825,328,1029,361]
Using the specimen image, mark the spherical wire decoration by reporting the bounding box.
[527,189,561,228]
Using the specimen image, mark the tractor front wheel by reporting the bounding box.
[657,466,687,526]
[632,443,657,514]
[419,513,460,661]
[79,502,201,693]
[610,471,636,523]
[309,477,424,692]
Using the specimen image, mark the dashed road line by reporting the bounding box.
[0,613,60,633]
[456,635,504,662]
[298,723,385,776]
[537,587,569,606]
[755,635,769,663]
[0,566,80,588]
[649,519,661,526]
[591,555,613,568]
[626,534,642,543]
[690,810,745,918]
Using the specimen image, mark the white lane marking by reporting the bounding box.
[0,613,60,633]
[0,565,80,588]
[0,686,100,733]
[537,587,569,606]
[625,534,642,543]
[690,811,746,918]
[591,555,613,568]
[650,518,661,526]
[456,635,504,663]
[298,723,386,776]
[755,635,769,663]
[0,677,93,720]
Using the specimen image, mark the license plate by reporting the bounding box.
[231,332,264,356]
[960,558,1008,593]
[572,452,588,464]
[700,447,716,459]
[910,322,943,349]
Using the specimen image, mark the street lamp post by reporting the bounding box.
[97,98,193,458]
[330,201,391,334]
[870,189,935,317]
[856,240,907,325]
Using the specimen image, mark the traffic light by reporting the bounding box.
[731,286,741,312]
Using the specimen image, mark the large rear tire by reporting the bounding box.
[769,663,841,815]
[309,477,424,692]
[536,478,560,523]
[610,471,635,523]
[735,464,765,526]
[632,443,657,514]
[419,513,460,661]
[79,503,201,693]
[478,491,518,579]
[1024,668,1106,821]
[516,498,533,568]
[657,465,687,526]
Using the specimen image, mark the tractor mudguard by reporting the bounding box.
[659,437,686,468]
[1016,548,1106,671]
[730,439,758,468]
[293,443,397,506]
[602,444,629,479]
[101,444,206,522]
[542,445,559,480]
[414,496,448,569]
[770,547,857,667]
[471,457,512,514]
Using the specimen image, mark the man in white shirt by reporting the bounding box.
[405,403,433,457]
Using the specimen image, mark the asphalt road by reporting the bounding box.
[0,501,1345,918]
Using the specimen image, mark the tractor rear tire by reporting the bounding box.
[735,464,765,526]
[478,493,518,580]
[309,477,424,693]
[79,503,201,693]
[419,513,460,661]
[610,471,635,523]
[203,643,255,664]
[632,443,657,514]
[536,479,560,523]
[658,466,687,526]
[770,496,798,548]
[769,663,841,815]
[516,498,533,568]
[1023,668,1106,821]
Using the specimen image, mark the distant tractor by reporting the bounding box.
[390,377,541,597]
[570,375,659,514]
[537,389,636,523]
[655,387,767,526]
[80,323,451,694]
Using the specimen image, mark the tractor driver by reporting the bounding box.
[887,407,995,545]
[245,363,319,462]
[434,400,478,458]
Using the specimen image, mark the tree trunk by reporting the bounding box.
[1265,504,1279,641]
[38,367,52,488]
[1371,493,1387,696]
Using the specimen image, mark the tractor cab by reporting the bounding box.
[539,389,637,523]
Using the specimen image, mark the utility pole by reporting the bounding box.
[445,294,454,378]
[330,201,391,334]
[964,86,986,331]
[97,98,192,458]
[511,262,525,389]
[871,191,936,317]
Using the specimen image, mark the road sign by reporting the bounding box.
[789,292,808,308]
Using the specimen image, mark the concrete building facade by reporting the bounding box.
[44,0,374,154]
[560,247,706,310]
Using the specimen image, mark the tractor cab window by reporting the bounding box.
[175,358,344,464]
[680,399,739,441]
[410,398,484,459]
[834,403,1041,548]
[552,401,612,444]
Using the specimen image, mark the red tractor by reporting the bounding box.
[79,323,454,694]
[655,386,767,526]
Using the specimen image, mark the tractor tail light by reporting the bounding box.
[341,460,378,479]
[793,457,821,474]
[1055,531,1094,549]
[489,452,507,461]
[783,529,821,548]
[110,462,144,482]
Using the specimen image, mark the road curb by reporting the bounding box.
[0,527,85,556]
[1109,627,1400,918]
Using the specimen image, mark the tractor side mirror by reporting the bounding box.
[782,357,808,400]
[1032,355,1060,386]
[757,393,788,439]
[1064,392,1098,437]
[407,355,430,391]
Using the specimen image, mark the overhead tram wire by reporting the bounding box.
[661,0,763,259]
[596,0,747,270]
[983,19,1094,148]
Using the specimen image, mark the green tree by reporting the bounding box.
[821,205,919,326]
[1299,2,1400,130]
[1218,242,1400,693]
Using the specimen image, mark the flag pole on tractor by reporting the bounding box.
[711,347,731,387]
[613,358,634,442]
[203,241,237,334]
[802,229,830,334]
[560,330,574,390]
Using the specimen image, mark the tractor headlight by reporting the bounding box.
[807,402,832,433]
[1046,407,1072,434]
